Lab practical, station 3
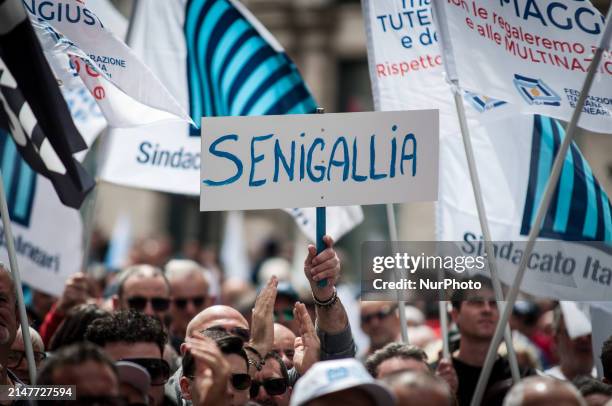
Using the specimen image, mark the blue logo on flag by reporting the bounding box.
[513,75,561,106]
[183,0,317,136]
[464,91,507,113]
[521,116,611,245]
[0,131,36,228]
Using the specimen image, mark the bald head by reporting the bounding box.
[503,376,586,406]
[185,305,248,339]
[382,371,452,406]
[273,323,296,370]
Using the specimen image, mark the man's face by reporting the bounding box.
[252,358,290,406]
[9,329,44,384]
[376,356,429,379]
[0,272,17,349]
[119,274,171,322]
[103,342,167,406]
[452,290,498,341]
[360,302,400,349]
[226,353,250,406]
[169,273,209,339]
[274,296,298,334]
[555,318,594,375]
[273,324,295,370]
[52,361,119,400]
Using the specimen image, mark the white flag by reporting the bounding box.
[362,0,612,301]
[25,0,191,127]
[437,114,611,301]
[433,0,611,133]
[362,0,518,136]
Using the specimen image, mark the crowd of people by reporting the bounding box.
[1,234,611,406]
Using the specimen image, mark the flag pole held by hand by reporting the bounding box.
[315,107,327,287]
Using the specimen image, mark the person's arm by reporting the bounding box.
[303,236,356,359]
[41,272,90,346]
[247,276,277,373]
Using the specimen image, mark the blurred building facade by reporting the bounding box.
[97,0,611,269]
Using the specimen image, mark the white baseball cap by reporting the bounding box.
[290,359,395,406]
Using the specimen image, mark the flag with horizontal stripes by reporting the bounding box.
[100,0,318,195]
[0,0,94,208]
[184,0,316,134]
[521,115,611,243]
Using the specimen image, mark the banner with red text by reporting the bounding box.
[434,0,611,134]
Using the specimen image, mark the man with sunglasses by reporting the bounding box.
[85,310,171,406]
[360,302,401,356]
[180,329,251,406]
[8,326,45,384]
[113,265,172,325]
[251,351,291,406]
[165,260,212,353]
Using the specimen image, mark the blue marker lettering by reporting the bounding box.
[400,133,417,176]
[202,134,243,186]
[327,137,349,181]
[351,138,366,182]
[273,139,295,182]
[307,138,326,182]
[369,135,387,180]
[249,134,273,187]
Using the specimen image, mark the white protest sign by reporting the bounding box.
[200,111,439,211]
[435,0,611,133]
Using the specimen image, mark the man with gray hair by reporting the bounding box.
[382,371,453,406]
[113,264,172,324]
[9,326,45,384]
[0,265,27,391]
[165,259,211,351]
[503,376,587,406]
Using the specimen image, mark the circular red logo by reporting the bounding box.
[92,86,106,100]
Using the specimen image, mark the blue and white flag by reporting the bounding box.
[437,114,612,301]
[0,130,83,296]
[100,0,317,195]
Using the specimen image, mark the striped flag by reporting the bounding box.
[521,115,612,243]
[184,0,317,134]
[0,0,94,208]
[100,0,318,195]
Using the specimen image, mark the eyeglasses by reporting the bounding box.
[173,296,206,309]
[126,296,170,312]
[361,305,397,324]
[231,373,252,390]
[250,378,287,398]
[187,373,251,391]
[273,308,294,322]
[120,358,170,386]
[7,350,46,368]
